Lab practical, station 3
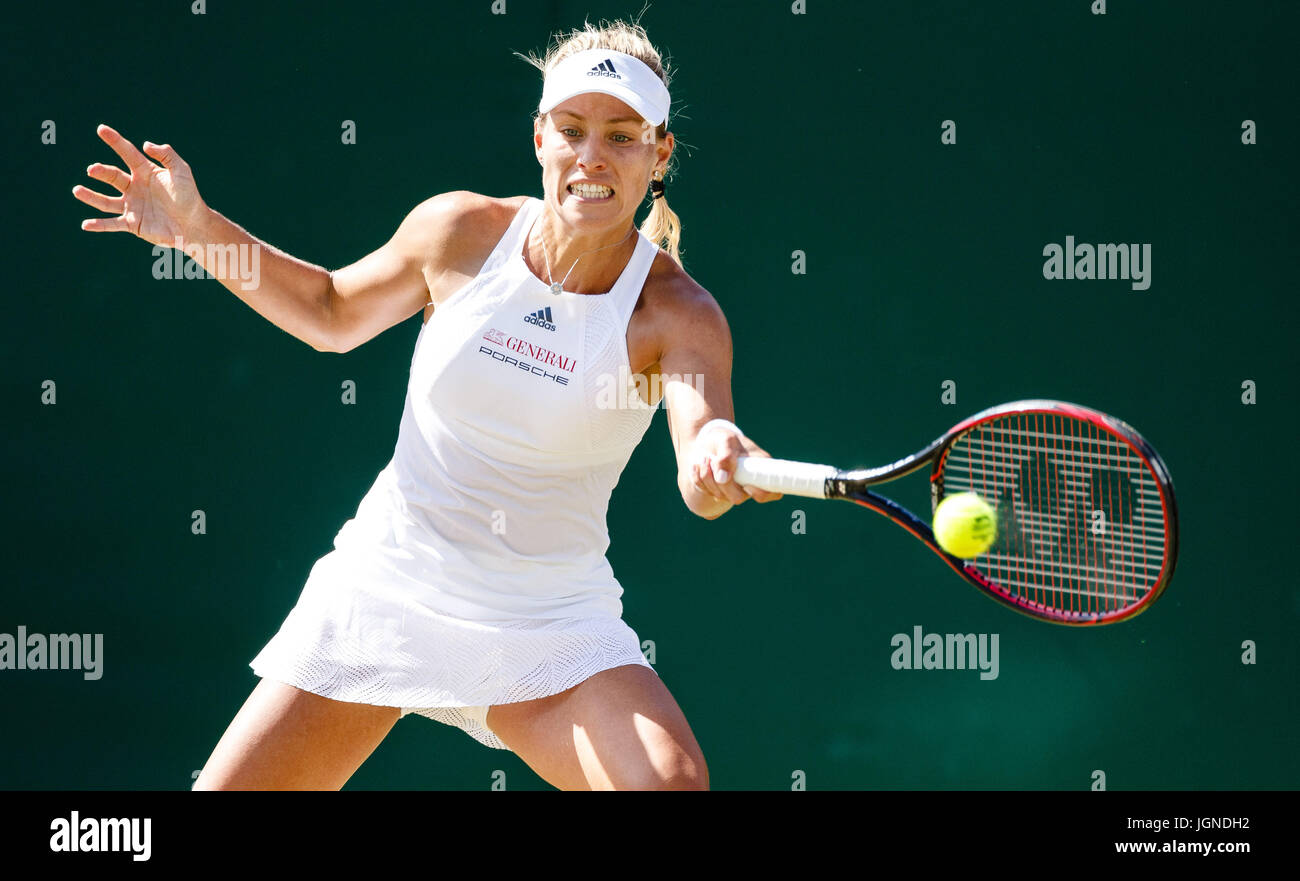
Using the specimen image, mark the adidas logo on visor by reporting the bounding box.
[525,307,556,331]
[587,58,620,78]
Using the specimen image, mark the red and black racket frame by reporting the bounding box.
[822,400,1180,625]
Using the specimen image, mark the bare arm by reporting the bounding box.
[325,192,495,353]
[74,124,450,353]
[658,283,782,519]
[187,208,338,351]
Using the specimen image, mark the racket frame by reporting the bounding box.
[738,400,1179,626]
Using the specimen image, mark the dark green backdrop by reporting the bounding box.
[3,0,1296,790]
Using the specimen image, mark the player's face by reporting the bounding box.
[534,92,672,234]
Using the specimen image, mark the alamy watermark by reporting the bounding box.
[1042,236,1150,291]
[152,235,261,291]
[890,625,999,680]
[595,364,703,410]
[0,626,103,680]
[49,812,150,861]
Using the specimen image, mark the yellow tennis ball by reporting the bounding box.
[932,492,998,558]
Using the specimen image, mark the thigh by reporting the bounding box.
[193,679,400,790]
[486,664,708,791]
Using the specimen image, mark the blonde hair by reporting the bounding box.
[517,18,683,265]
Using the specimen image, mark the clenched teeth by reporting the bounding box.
[568,183,613,198]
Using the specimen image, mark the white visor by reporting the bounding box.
[538,48,670,127]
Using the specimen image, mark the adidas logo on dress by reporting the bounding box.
[525,307,556,331]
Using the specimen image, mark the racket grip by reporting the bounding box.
[734,456,835,499]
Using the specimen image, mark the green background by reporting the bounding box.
[3,0,1296,790]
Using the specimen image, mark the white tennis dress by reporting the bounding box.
[250,196,660,750]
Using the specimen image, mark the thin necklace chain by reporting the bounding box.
[537,218,637,294]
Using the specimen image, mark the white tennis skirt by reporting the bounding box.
[249,548,654,751]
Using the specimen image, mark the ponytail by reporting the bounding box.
[640,186,682,266]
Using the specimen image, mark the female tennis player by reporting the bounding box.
[74,19,781,790]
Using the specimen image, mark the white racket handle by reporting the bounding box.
[734,456,835,499]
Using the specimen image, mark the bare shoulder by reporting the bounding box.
[402,192,529,267]
[641,251,731,357]
[400,193,531,307]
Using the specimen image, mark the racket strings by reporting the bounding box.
[939,413,1168,616]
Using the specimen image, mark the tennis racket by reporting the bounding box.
[734,400,1178,625]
